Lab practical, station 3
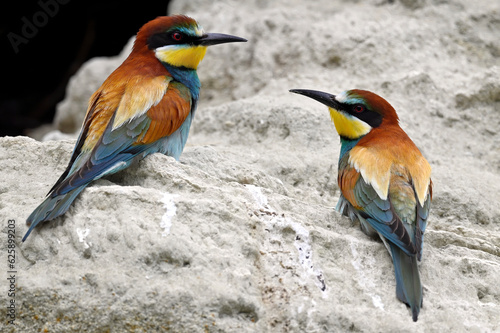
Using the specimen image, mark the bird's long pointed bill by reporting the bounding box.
[289,89,340,109]
[198,33,247,46]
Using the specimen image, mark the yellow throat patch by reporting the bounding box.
[155,45,208,69]
[329,107,372,139]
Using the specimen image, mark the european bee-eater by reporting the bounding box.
[23,15,246,241]
[290,89,432,321]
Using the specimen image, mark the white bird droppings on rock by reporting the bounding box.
[76,228,91,249]
[160,192,178,236]
[246,184,326,293]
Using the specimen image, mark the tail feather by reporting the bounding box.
[390,243,422,322]
[23,185,87,242]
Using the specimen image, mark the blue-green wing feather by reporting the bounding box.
[416,194,431,261]
[54,114,151,196]
[353,177,417,256]
[350,174,427,321]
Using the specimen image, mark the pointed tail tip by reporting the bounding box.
[411,302,422,322]
[23,216,36,242]
[22,227,33,242]
[23,215,40,242]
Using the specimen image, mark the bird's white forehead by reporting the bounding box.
[335,91,348,103]
[194,25,204,36]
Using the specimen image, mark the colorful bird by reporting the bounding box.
[290,88,432,321]
[23,15,246,241]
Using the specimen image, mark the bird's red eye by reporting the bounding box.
[172,32,182,41]
[353,105,365,113]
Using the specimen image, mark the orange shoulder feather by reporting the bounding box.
[338,166,362,209]
[349,125,431,205]
[79,50,172,152]
[137,81,192,145]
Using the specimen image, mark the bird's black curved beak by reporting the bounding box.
[196,33,247,46]
[289,89,340,109]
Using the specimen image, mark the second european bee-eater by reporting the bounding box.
[290,88,432,322]
[23,15,246,241]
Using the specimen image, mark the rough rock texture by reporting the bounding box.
[2,0,500,332]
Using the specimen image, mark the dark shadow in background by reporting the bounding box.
[0,0,170,137]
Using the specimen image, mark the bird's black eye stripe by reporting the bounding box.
[342,103,383,128]
[147,31,198,49]
[359,111,383,128]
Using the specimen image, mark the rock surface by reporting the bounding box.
[1,0,500,332]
